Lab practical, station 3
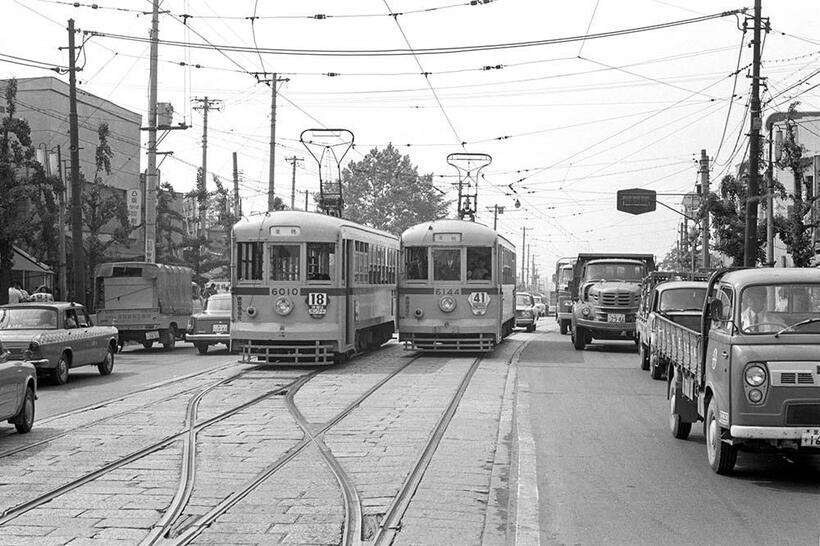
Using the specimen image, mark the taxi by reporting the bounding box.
[0,340,36,434]
[185,293,231,354]
[0,302,119,385]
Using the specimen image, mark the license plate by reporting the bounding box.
[608,313,625,323]
[145,331,159,340]
[212,323,228,333]
[801,429,820,447]
[308,306,327,315]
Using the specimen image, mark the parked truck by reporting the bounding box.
[94,262,194,351]
[570,253,655,350]
[663,268,820,474]
[553,258,575,335]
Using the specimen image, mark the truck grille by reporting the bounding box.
[775,372,816,386]
[599,291,632,307]
[786,404,820,426]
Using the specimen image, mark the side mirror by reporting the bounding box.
[708,299,723,320]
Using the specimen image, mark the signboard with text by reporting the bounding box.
[616,188,657,215]
[127,188,142,226]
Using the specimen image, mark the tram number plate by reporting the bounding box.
[145,331,160,340]
[801,429,820,447]
[308,306,327,315]
[607,313,625,323]
[212,323,228,333]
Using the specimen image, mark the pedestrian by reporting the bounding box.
[8,282,24,304]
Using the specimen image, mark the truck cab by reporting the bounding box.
[670,268,820,474]
[553,259,574,335]
[570,253,655,350]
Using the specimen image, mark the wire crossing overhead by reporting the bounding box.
[81,9,747,57]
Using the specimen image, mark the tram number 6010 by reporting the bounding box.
[272,288,299,296]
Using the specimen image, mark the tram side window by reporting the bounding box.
[433,249,461,281]
[237,242,263,281]
[467,247,492,281]
[405,247,428,280]
[501,247,515,284]
[270,245,300,281]
[307,243,334,281]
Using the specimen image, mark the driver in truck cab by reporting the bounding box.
[739,286,786,333]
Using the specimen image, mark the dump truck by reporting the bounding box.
[663,268,820,474]
[94,262,193,351]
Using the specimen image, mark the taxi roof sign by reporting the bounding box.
[617,188,657,215]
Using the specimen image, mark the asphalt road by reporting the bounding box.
[34,341,238,420]
[520,319,820,546]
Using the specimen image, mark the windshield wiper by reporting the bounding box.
[774,317,820,338]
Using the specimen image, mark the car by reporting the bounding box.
[186,293,232,354]
[532,295,547,318]
[0,340,36,434]
[0,302,119,385]
[515,292,537,332]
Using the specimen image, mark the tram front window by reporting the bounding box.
[270,245,300,281]
[307,243,335,281]
[433,249,461,281]
[467,247,491,281]
[405,247,428,280]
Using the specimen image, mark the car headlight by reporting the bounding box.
[745,364,767,387]
[748,389,763,403]
[439,296,456,313]
[274,297,294,316]
[581,307,591,317]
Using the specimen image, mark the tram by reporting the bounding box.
[230,211,399,364]
[398,219,516,351]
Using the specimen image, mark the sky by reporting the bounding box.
[3,0,820,284]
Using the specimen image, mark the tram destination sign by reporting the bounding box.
[616,188,657,215]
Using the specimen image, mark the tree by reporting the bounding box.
[155,181,186,264]
[774,102,818,267]
[0,79,36,304]
[341,144,451,234]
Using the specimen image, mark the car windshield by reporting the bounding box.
[516,294,532,307]
[585,263,645,282]
[0,308,58,330]
[739,284,820,334]
[204,296,232,313]
[659,288,706,312]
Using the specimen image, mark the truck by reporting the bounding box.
[635,271,709,379]
[553,258,575,335]
[664,268,820,474]
[570,253,655,350]
[94,262,194,351]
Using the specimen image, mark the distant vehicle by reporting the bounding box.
[553,258,575,335]
[570,253,656,350]
[95,262,193,351]
[398,219,516,352]
[186,293,232,355]
[665,268,820,474]
[515,292,537,332]
[0,340,36,434]
[0,302,118,385]
[532,295,546,318]
[635,271,709,379]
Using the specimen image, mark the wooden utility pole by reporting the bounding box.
[520,227,530,287]
[744,0,764,266]
[232,151,241,218]
[67,18,85,304]
[192,97,222,241]
[265,74,289,211]
[144,0,160,264]
[698,149,710,270]
[285,155,303,209]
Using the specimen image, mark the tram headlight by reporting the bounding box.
[439,295,457,313]
[274,297,294,316]
[246,306,257,318]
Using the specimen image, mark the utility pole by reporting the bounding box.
[698,149,711,270]
[143,0,160,264]
[304,190,309,211]
[285,155,304,209]
[486,204,504,230]
[67,18,85,305]
[192,97,222,243]
[520,226,530,287]
[263,74,289,211]
[744,0,764,267]
[232,152,241,218]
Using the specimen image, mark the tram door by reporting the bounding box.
[343,239,354,347]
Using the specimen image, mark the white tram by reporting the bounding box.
[398,219,516,351]
[230,211,399,364]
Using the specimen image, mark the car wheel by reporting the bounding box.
[526,323,536,332]
[669,379,691,440]
[196,343,209,355]
[14,387,35,434]
[142,341,154,350]
[162,327,176,352]
[705,397,737,475]
[572,326,586,350]
[97,345,115,376]
[53,354,70,385]
[639,344,650,371]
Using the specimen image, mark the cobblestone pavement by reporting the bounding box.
[0,337,528,545]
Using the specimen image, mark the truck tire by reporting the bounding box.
[649,352,664,380]
[196,343,209,355]
[668,380,691,440]
[142,341,154,350]
[639,343,650,371]
[572,326,586,350]
[705,397,737,475]
[560,320,569,335]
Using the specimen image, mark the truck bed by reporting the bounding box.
[654,314,702,378]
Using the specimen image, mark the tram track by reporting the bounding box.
[0,369,313,527]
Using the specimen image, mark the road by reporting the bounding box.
[520,319,820,545]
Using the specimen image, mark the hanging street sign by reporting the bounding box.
[616,188,657,215]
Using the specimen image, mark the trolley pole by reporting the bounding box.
[743,0,764,266]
